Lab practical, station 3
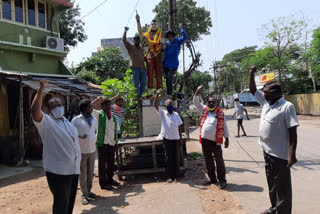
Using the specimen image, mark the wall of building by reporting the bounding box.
[0,49,67,74]
[0,4,59,48]
[285,93,320,116]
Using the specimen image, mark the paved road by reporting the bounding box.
[211,110,320,214]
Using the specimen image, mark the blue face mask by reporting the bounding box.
[166,106,174,112]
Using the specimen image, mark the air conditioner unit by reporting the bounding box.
[45,36,64,51]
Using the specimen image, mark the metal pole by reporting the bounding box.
[168,0,174,30]
[18,76,24,164]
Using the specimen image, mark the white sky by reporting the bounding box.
[67,0,320,74]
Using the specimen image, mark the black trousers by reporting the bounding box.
[46,171,78,214]
[98,144,115,187]
[201,138,226,183]
[264,152,292,214]
[164,138,178,180]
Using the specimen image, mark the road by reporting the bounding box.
[0,109,319,214]
[219,110,320,214]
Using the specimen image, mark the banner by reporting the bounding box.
[260,72,275,83]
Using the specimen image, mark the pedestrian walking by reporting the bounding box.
[232,98,250,138]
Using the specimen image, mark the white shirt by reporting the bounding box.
[33,112,81,175]
[71,114,98,154]
[193,96,229,142]
[157,108,183,140]
[255,90,299,160]
[235,103,244,119]
[92,109,116,146]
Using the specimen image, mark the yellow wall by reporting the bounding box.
[0,78,9,135]
[285,93,320,116]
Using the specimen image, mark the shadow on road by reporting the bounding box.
[226,183,264,192]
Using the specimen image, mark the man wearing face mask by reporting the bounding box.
[249,66,299,214]
[232,98,250,138]
[155,89,183,183]
[91,96,119,190]
[31,80,81,214]
[71,99,98,205]
[162,24,188,96]
[136,12,163,96]
[193,85,229,189]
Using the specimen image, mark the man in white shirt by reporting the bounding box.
[155,89,183,183]
[232,98,250,138]
[193,85,229,189]
[71,99,98,205]
[31,80,81,214]
[249,66,299,214]
[91,95,120,190]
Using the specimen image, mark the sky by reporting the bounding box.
[67,0,320,74]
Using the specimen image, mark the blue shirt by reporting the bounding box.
[163,28,188,69]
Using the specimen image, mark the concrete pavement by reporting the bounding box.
[187,109,320,214]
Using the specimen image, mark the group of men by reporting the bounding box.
[123,12,188,98]
[30,14,298,213]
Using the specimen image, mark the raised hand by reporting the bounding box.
[136,11,140,21]
[179,23,183,28]
[156,89,162,96]
[40,80,48,89]
[124,27,129,32]
[249,66,257,75]
[197,85,204,92]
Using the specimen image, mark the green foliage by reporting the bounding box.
[215,15,320,95]
[182,70,213,95]
[74,47,129,81]
[75,69,100,85]
[100,69,138,137]
[187,152,204,160]
[59,0,87,52]
[153,0,212,42]
[180,109,201,126]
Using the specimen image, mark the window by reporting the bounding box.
[38,1,45,28]
[15,0,23,23]
[27,0,35,26]
[2,0,12,20]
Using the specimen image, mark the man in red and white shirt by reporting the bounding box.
[193,85,229,189]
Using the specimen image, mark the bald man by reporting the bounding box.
[31,80,81,214]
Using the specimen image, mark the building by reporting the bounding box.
[92,37,134,59]
[0,0,101,164]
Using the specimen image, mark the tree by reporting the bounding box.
[74,47,129,81]
[101,69,139,137]
[260,15,305,84]
[215,46,257,93]
[75,69,100,85]
[59,0,87,52]
[309,27,320,91]
[180,70,213,95]
[153,0,212,91]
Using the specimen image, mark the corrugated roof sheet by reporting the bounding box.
[7,77,102,97]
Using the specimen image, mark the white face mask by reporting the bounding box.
[51,106,64,119]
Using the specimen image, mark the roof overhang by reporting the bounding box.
[47,0,72,8]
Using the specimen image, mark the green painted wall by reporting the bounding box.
[0,3,72,76]
[0,48,66,75]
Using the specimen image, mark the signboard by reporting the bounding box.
[255,72,275,86]
[260,72,275,83]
